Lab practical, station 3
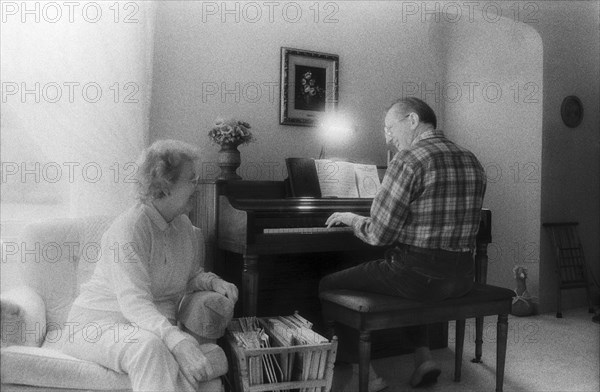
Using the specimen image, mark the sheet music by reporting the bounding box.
[354,163,382,197]
[315,159,359,198]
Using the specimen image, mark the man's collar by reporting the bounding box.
[412,128,444,146]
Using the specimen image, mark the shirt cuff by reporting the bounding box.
[351,215,366,230]
[202,272,220,291]
[164,325,192,351]
[189,272,220,292]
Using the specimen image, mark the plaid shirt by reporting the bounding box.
[352,129,487,252]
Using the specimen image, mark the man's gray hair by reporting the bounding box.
[135,139,200,202]
[388,97,437,129]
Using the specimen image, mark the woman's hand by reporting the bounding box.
[212,279,239,303]
[325,212,357,228]
[171,338,214,388]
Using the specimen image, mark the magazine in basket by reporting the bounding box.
[225,313,338,392]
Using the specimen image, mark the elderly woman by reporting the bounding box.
[61,140,238,392]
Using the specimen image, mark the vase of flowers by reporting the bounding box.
[208,118,253,180]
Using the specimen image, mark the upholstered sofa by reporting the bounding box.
[1,216,232,391]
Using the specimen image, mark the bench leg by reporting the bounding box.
[454,319,465,382]
[358,330,371,392]
[496,314,508,392]
[472,316,483,363]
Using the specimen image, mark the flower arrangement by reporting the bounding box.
[301,71,325,99]
[208,118,253,146]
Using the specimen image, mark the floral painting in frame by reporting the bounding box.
[280,47,339,126]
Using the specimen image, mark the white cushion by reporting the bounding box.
[19,216,115,328]
[0,346,130,390]
[1,344,228,390]
[1,286,46,347]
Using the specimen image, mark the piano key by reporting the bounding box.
[263,226,353,234]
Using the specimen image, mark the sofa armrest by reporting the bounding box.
[178,291,234,344]
[1,286,46,348]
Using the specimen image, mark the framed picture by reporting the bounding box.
[280,47,339,126]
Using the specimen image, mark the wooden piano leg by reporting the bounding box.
[474,242,489,284]
[473,240,488,363]
[496,314,508,392]
[242,254,259,316]
[472,316,484,363]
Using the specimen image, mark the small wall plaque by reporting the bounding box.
[560,95,583,128]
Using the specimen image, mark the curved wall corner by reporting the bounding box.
[428,12,543,297]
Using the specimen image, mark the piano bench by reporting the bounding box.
[319,283,514,392]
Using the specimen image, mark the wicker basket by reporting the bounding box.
[224,316,338,392]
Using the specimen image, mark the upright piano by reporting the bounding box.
[206,179,492,317]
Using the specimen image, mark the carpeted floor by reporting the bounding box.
[331,307,599,392]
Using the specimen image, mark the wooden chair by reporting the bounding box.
[542,222,594,318]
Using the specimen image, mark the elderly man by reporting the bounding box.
[321,97,487,388]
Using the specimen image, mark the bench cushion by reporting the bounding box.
[319,283,515,313]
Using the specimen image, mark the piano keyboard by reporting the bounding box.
[264,226,353,234]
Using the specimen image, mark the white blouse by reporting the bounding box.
[73,202,218,350]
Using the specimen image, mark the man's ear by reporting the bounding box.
[408,112,419,128]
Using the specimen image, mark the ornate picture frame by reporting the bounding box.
[280,47,339,126]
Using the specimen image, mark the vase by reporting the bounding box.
[217,143,242,180]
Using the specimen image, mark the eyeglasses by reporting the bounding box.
[384,114,411,134]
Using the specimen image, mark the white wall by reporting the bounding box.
[0,2,157,292]
[433,14,543,296]
[1,2,155,219]
[432,0,600,313]
[534,1,600,312]
[149,1,445,178]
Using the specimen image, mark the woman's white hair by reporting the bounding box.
[135,139,200,202]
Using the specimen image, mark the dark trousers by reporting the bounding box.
[319,245,474,349]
